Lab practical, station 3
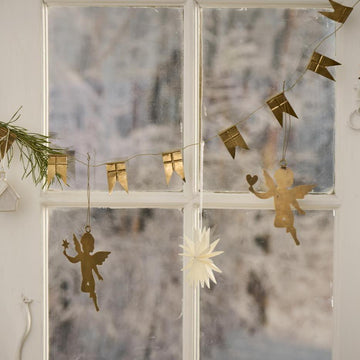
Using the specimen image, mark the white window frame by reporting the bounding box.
[1,0,359,359]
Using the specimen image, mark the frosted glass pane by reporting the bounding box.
[202,209,333,360]
[203,9,335,193]
[48,7,183,191]
[49,208,182,359]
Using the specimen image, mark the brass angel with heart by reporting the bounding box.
[246,168,315,245]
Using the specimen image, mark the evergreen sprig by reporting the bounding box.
[0,107,64,186]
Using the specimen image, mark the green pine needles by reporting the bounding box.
[0,107,64,186]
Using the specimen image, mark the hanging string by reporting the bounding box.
[55,1,359,170]
[85,153,91,233]
[199,141,205,229]
[280,81,291,168]
[280,112,292,168]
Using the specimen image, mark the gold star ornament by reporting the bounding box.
[62,239,69,250]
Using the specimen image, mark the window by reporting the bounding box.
[1,0,360,359]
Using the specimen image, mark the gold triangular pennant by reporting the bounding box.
[106,162,128,193]
[47,155,67,185]
[319,0,353,23]
[162,150,185,185]
[218,125,249,159]
[0,127,16,159]
[307,52,341,81]
[267,92,298,127]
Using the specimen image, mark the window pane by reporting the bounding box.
[48,7,183,191]
[202,209,333,360]
[203,9,335,193]
[49,208,182,359]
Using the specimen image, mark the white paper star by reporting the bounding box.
[179,227,224,288]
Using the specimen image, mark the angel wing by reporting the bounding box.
[290,184,316,200]
[73,234,82,254]
[263,169,276,191]
[92,251,111,266]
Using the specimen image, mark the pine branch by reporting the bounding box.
[0,107,65,186]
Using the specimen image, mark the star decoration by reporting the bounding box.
[62,239,69,250]
[179,227,224,289]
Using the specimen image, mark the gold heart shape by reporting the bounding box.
[246,174,258,186]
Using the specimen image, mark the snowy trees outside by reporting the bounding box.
[48,7,184,191]
[201,210,332,360]
[48,6,334,360]
[49,208,183,360]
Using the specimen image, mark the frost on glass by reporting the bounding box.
[49,208,182,359]
[201,210,333,360]
[203,9,335,193]
[48,8,183,190]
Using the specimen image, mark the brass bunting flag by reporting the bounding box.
[47,155,67,185]
[162,150,185,185]
[307,52,341,81]
[267,92,298,127]
[319,0,353,23]
[106,162,128,193]
[219,125,249,159]
[0,127,16,159]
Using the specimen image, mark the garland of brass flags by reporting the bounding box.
[42,0,357,198]
[0,1,354,196]
[0,0,355,240]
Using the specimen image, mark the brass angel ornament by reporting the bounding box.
[62,230,110,311]
[246,167,315,245]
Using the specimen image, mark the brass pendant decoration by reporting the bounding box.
[247,167,315,246]
[267,92,298,127]
[47,155,67,186]
[162,150,185,185]
[0,127,16,159]
[106,162,128,193]
[219,125,249,159]
[319,0,353,23]
[307,52,341,81]
[62,231,111,312]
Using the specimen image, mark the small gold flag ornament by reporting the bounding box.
[219,125,249,159]
[162,150,185,185]
[47,155,67,185]
[267,92,298,127]
[106,162,128,193]
[319,0,353,23]
[307,52,341,81]
[0,127,16,159]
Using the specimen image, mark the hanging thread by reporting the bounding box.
[280,112,291,168]
[199,141,205,230]
[280,81,292,168]
[85,153,91,233]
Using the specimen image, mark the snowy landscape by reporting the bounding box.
[48,6,335,360]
